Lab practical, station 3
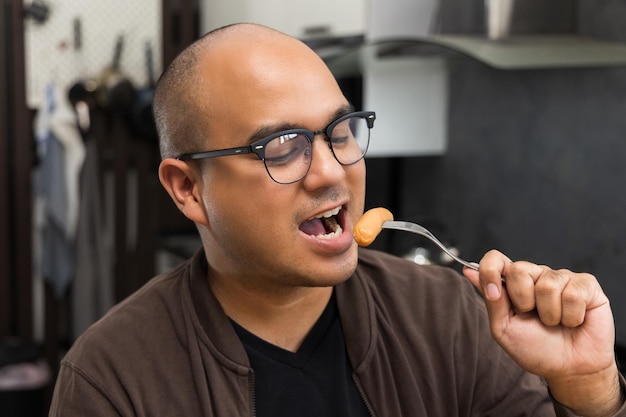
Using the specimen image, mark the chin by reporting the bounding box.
[306,254,358,287]
[300,275,352,289]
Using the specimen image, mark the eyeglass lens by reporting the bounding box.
[263,115,370,184]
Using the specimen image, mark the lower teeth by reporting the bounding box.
[316,217,342,239]
[316,225,343,239]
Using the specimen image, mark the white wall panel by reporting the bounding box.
[201,0,365,39]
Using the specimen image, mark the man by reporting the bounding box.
[49,23,625,416]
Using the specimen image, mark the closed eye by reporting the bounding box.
[264,134,310,166]
[330,135,350,146]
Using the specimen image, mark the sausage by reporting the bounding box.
[353,207,394,247]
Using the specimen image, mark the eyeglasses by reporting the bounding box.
[177,111,376,184]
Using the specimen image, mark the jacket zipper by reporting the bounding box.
[249,369,256,417]
[353,375,377,417]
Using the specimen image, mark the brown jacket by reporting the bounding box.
[49,249,625,416]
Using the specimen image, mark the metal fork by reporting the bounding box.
[382,221,479,271]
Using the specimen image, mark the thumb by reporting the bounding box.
[462,265,482,292]
[462,265,511,335]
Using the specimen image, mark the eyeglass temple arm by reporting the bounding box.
[177,146,257,161]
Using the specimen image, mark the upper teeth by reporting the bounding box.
[314,206,341,219]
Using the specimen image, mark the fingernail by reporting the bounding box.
[485,283,500,300]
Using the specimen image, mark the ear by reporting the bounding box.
[158,158,209,226]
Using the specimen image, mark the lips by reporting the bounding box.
[299,206,344,239]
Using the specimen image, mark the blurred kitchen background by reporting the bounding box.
[2,0,626,414]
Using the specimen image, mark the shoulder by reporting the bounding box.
[353,248,484,318]
[355,247,473,292]
[63,258,193,375]
[51,255,211,416]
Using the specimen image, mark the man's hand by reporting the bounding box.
[463,249,623,417]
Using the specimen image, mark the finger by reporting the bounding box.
[502,261,546,313]
[533,268,570,326]
[560,272,599,327]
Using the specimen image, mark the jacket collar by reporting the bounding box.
[335,249,377,373]
[185,249,251,373]
[183,248,377,374]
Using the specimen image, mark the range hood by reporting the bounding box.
[314,0,626,72]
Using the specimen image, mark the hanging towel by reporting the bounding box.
[72,135,115,338]
[34,86,86,298]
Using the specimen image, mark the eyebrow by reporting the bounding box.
[244,104,355,146]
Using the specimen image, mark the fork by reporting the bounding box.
[382,221,479,271]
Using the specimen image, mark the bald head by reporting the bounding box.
[153,23,340,160]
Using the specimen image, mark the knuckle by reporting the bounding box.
[506,261,527,277]
[538,309,561,327]
[509,291,536,312]
[513,301,536,313]
[535,268,569,292]
[561,284,583,305]
[534,278,560,297]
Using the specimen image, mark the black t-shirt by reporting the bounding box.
[232,294,370,417]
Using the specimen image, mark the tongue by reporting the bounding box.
[299,218,327,236]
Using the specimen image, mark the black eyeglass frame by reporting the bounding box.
[176,111,376,183]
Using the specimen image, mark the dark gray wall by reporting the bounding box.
[364,0,626,345]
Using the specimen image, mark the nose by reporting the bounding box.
[301,133,345,189]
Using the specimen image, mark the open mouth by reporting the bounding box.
[299,206,344,239]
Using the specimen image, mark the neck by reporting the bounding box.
[209,271,333,352]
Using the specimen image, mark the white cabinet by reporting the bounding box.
[362,53,448,157]
[201,0,366,38]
